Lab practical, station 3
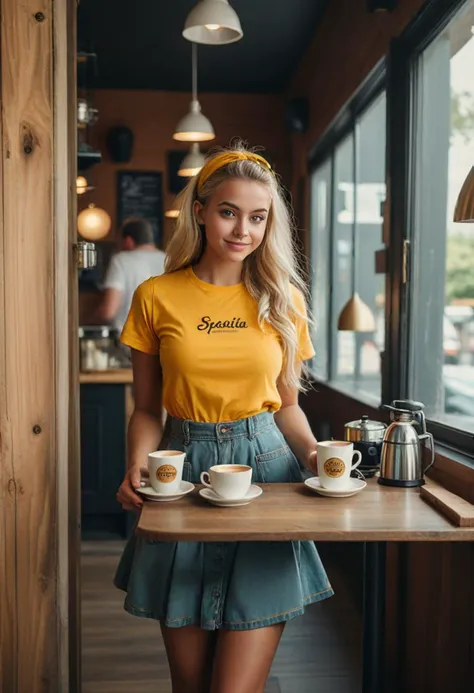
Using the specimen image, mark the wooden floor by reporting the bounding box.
[81,542,361,693]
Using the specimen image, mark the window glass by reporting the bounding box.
[310,160,331,379]
[409,0,474,432]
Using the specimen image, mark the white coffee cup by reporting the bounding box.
[148,450,186,495]
[316,441,362,490]
[200,464,252,500]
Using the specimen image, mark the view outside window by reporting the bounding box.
[310,160,331,379]
[333,134,356,383]
[409,0,474,432]
[310,93,386,403]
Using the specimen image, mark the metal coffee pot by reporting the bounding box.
[378,400,435,487]
[344,415,387,478]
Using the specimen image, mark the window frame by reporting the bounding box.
[307,60,387,405]
[389,0,474,456]
[308,0,474,458]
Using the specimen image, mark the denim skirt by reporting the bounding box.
[114,411,334,630]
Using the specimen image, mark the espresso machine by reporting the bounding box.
[378,400,435,487]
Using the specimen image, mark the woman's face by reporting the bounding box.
[194,178,271,263]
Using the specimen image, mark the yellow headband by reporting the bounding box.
[196,152,273,194]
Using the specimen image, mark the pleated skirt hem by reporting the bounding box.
[118,584,335,631]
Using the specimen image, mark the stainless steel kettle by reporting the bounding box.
[378,400,435,487]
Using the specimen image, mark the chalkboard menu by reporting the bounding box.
[117,171,163,247]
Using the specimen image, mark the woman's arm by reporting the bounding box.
[117,348,164,510]
[274,366,318,474]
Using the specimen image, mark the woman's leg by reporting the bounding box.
[210,623,285,693]
[160,623,218,693]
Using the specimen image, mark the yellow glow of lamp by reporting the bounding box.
[76,176,88,194]
[77,204,111,241]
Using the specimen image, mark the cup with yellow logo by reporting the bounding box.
[316,441,362,490]
[147,450,186,495]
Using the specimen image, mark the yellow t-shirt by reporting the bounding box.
[120,266,314,423]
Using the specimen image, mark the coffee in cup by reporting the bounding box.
[148,450,186,495]
[200,464,252,500]
[316,441,362,490]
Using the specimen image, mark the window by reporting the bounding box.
[310,160,331,380]
[408,0,474,435]
[309,87,387,404]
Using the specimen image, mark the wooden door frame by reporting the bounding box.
[0,1,80,691]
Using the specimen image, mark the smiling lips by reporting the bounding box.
[225,240,250,249]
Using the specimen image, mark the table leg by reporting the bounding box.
[362,541,386,693]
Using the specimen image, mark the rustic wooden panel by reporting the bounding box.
[53,0,80,691]
[0,0,77,691]
[385,543,474,693]
[420,480,474,526]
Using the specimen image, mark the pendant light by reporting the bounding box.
[338,125,376,332]
[76,175,95,195]
[178,143,205,177]
[165,209,180,219]
[453,166,474,222]
[183,0,243,45]
[77,203,111,241]
[173,43,215,142]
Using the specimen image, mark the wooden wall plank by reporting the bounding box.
[1,2,57,690]
[53,0,80,691]
[0,0,77,690]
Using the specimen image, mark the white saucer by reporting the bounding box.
[304,477,367,498]
[199,484,263,507]
[137,481,195,502]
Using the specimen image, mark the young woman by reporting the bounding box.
[115,143,333,693]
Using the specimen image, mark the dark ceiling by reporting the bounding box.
[77,0,329,93]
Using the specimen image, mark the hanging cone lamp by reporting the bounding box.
[453,166,474,222]
[183,0,243,45]
[337,126,376,333]
[173,44,215,142]
[338,292,376,332]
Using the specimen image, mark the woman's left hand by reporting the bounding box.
[307,450,318,475]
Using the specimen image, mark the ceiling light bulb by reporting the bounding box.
[165,209,180,219]
[205,24,221,30]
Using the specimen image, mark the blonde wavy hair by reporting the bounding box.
[165,142,311,390]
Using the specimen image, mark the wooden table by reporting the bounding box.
[137,479,474,542]
[137,479,474,693]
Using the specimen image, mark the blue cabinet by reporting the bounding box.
[80,384,127,539]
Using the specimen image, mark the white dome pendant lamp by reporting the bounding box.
[183,0,243,46]
[173,43,215,143]
[178,143,206,177]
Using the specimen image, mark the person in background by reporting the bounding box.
[97,217,166,334]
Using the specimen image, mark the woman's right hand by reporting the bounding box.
[116,465,147,511]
